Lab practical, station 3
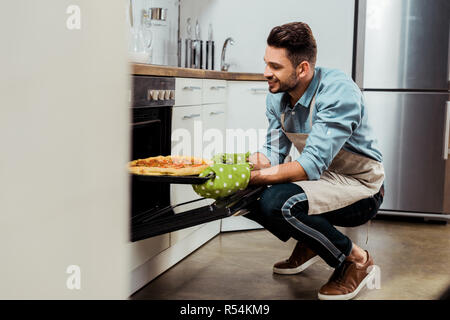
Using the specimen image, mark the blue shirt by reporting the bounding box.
[258,66,383,181]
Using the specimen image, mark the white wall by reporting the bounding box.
[0,0,130,299]
[131,0,179,66]
[180,0,355,75]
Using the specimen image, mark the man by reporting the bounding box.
[245,22,385,300]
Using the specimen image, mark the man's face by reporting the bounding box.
[263,46,299,93]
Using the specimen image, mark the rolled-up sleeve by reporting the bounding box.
[296,82,362,180]
[258,95,292,166]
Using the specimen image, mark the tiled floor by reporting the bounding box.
[131,216,450,300]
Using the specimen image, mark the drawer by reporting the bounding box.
[202,79,227,104]
[171,105,203,158]
[175,78,203,106]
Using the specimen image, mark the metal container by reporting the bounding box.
[150,8,167,21]
[206,40,214,70]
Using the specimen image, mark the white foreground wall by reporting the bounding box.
[0,0,130,299]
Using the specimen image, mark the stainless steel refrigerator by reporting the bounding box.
[354,0,450,220]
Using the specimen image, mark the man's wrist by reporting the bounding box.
[249,170,258,185]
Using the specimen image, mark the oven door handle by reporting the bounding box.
[132,119,161,127]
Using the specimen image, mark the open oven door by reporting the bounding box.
[130,185,266,242]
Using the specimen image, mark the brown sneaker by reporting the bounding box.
[318,250,376,300]
[273,242,320,275]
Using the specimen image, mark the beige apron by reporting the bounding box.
[280,92,385,215]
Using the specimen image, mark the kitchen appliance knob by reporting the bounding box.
[170,90,175,99]
[158,90,165,100]
[151,90,159,101]
[164,90,171,100]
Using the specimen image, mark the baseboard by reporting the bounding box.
[377,210,450,222]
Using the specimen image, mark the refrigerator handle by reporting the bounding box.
[444,101,450,160]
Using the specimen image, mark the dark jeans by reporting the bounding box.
[245,183,384,268]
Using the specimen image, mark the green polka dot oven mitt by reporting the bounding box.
[192,152,252,199]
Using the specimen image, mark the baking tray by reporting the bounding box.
[130,171,215,184]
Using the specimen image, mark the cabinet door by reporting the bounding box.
[202,80,227,104]
[202,103,226,158]
[226,81,269,154]
[223,81,266,231]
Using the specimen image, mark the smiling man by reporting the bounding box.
[245,22,385,300]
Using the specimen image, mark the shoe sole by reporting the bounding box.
[317,267,376,300]
[273,255,321,275]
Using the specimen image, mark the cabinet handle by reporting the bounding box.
[182,113,201,120]
[210,111,225,116]
[182,86,201,91]
[250,87,267,93]
[443,101,450,160]
[210,86,226,90]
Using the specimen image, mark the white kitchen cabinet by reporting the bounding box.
[202,79,227,104]
[222,81,268,232]
[202,103,227,158]
[225,81,269,154]
[175,78,203,106]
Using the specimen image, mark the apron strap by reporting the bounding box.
[280,83,319,132]
[309,94,316,128]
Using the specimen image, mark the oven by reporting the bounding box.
[130,75,266,242]
[130,76,173,219]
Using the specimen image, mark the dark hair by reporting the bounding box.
[267,22,317,67]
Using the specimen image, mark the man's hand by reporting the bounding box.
[248,152,271,170]
[249,161,308,185]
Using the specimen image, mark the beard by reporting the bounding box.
[268,71,298,93]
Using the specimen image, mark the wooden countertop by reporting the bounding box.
[131,63,266,81]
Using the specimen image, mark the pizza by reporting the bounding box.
[129,155,213,176]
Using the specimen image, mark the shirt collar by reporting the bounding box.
[282,67,320,109]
